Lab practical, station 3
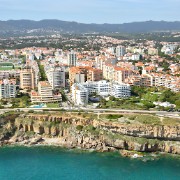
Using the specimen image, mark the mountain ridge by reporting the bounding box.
[0,19,180,33]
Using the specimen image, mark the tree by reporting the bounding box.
[109,96,116,101]
[175,100,180,108]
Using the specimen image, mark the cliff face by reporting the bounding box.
[1,113,180,155]
[93,120,180,141]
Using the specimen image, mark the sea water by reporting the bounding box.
[0,146,179,180]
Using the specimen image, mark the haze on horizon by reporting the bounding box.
[0,0,179,24]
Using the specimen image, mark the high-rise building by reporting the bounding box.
[68,50,77,66]
[46,67,65,89]
[116,46,126,57]
[20,68,36,90]
[0,79,17,99]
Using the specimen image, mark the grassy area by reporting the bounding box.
[46,103,59,108]
[162,117,180,125]
[0,94,31,108]
[98,86,180,110]
[99,113,177,125]
[0,67,13,70]
[99,113,180,126]
[132,114,160,125]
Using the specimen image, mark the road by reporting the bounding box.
[0,107,180,118]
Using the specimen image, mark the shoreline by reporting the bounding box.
[1,137,180,161]
[1,112,179,157]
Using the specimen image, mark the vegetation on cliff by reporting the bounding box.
[0,111,179,154]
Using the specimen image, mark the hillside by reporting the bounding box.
[0,20,180,34]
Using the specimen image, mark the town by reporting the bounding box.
[0,34,180,111]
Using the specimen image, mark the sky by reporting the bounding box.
[0,0,179,23]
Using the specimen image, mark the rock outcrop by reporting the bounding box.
[0,113,180,155]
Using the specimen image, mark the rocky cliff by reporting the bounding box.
[0,112,180,155]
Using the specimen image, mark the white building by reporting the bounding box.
[161,44,177,55]
[71,81,131,105]
[46,67,65,89]
[82,80,110,97]
[0,79,16,99]
[110,83,131,98]
[116,46,126,57]
[131,54,141,61]
[68,50,77,66]
[71,83,88,105]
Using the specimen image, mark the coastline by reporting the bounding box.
[0,111,180,157]
[2,136,180,161]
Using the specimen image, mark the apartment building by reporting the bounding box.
[69,67,86,86]
[26,60,39,86]
[95,55,106,70]
[71,81,131,105]
[31,81,62,103]
[148,48,158,55]
[115,46,126,57]
[0,79,16,99]
[125,71,180,92]
[46,67,65,89]
[68,50,77,66]
[103,63,133,83]
[87,68,103,82]
[110,83,131,98]
[0,70,20,79]
[20,68,36,90]
[82,80,111,97]
[69,67,103,86]
[71,83,88,105]
[125,74,152,87]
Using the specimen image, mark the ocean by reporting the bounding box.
[0,146,179,180]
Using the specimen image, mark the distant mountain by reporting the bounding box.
[0,20,180,34]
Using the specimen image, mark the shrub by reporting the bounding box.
[106,114,123,119]
[28,110,34,113]
[128,115,136,120]
[76,125,83,131]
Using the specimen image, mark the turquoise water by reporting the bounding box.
[0,146,179,180]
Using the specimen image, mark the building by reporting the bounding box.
[103,64,133,84]
[31,81,62,103]
[46,67,65,89]
[71,81,131,105]
[69,67,103,86]
[110,83,131,98]
[87,68,103,82]
[71,83,88,105]
[0,70,20,80]
[116,46,126,57]
[82,80,111,97]
[0,79,16,99]
[69,67,86,86]
[20,68,36,90]
[131,54,141,61]
[148,48,158,55]
[68,50,77,66]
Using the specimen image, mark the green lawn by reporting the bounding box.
[46,103,59,108]
[0,67,13,70]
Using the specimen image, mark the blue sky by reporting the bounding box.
[0,0,179,23]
